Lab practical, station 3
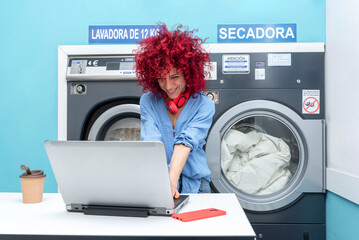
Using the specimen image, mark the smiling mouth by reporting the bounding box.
[167,89,177,94]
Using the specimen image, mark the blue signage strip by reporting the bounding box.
[89,25,159,44]
[217,24,296,43]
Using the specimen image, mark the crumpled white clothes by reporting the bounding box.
[221,129,292,195]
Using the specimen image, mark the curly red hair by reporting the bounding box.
[135,24,210,97]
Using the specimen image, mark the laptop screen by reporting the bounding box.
[45,141,177,210]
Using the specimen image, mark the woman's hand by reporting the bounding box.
[170,181,180,199]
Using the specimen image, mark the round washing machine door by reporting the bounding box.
[87,104,141,141]
[206,100,324,212]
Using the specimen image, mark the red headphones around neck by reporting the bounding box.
[164,91,190,114]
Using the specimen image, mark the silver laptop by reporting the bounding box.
[44,141,189,217]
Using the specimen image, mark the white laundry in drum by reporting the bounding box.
[221,129,292,195]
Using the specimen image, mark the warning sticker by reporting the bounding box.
[302,90,320,114]
[204,62,217,80]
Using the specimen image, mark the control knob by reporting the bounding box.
[75,84,86,94]
[206,92,215,100]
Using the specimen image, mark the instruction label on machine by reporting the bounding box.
[222,55,250,74]
[302,90,320,114]
[268,54,291,66]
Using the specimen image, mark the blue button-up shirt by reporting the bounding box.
[140,92,215,193]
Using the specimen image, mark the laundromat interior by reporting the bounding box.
[0,0,358,239]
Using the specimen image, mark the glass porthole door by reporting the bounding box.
[87,104,141,141]
[206,100,324,212]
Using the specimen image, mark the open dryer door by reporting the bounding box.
[206,100,325,212]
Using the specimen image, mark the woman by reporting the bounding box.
[135,25,215,198]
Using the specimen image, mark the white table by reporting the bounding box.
[0,193,256,239]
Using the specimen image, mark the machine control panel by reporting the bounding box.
[66,56,137,81]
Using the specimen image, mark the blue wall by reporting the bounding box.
[326,191,359,240]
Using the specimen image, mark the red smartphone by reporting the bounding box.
[172,208,226,222]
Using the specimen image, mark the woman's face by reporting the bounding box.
[158,68,187,100]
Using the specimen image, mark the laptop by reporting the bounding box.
[44,141,189,217]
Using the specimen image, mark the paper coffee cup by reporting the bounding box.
[20,168,46,204]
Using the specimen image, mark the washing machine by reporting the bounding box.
[58,45,142,141]
[205,43,325,240]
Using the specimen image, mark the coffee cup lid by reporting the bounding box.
[20,165,46,178]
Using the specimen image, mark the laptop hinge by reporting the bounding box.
[67,204,84,211]
[83,205,150,218]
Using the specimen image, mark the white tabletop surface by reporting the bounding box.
[0,192,255,238]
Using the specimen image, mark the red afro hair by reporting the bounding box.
[135,24,210,97]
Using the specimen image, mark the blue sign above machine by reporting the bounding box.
[89,25,159,44]
[217,24,297,43]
